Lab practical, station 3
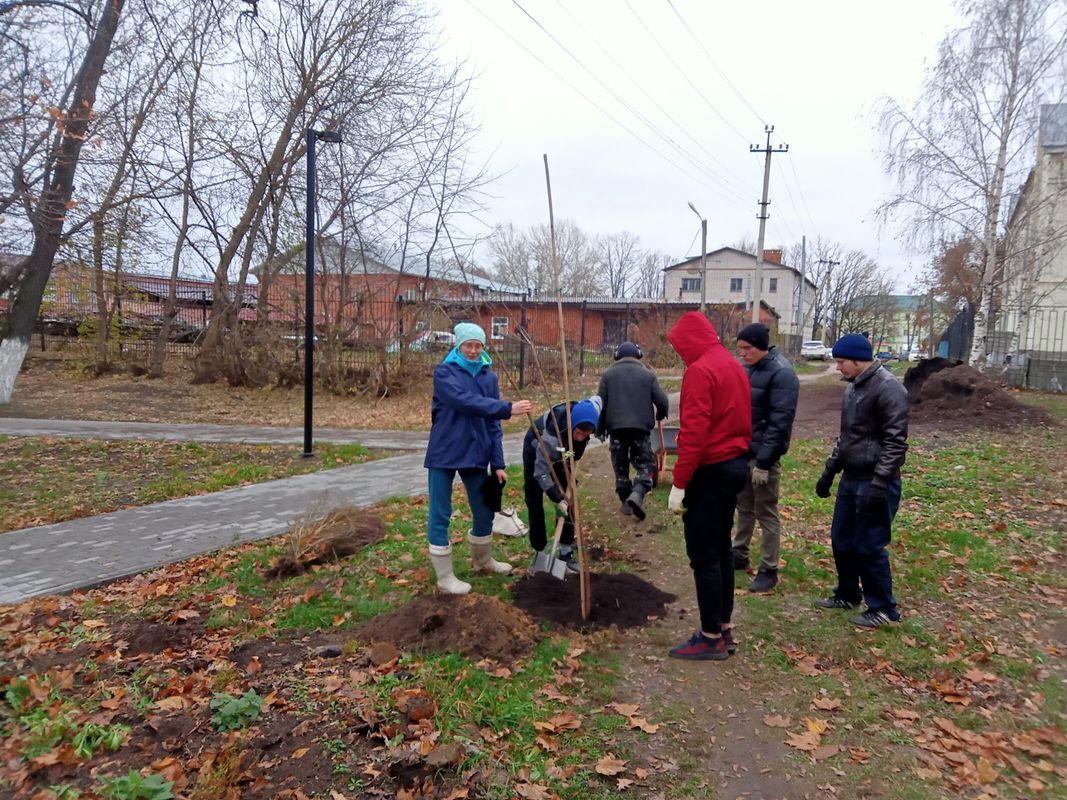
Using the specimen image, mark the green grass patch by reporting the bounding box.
[0,438,377,532]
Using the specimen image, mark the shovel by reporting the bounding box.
[530,515,568,580]
[653,420,667,487]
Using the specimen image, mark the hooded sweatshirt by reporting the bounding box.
[667,312,752,488]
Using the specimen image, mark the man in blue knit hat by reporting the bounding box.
[814,333,909,628]
[523,395,601,572]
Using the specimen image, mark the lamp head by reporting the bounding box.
[315,129,342,143]
[687,200,701,218]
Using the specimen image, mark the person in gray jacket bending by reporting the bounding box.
[596,342,670,520]
[731,323,799,594]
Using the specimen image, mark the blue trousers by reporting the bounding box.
[830,476,902,615]
[427,468,494,548]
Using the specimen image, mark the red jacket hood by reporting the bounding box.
[668,311,722,364]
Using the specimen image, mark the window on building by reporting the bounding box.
[730,278,743,292]
[680,277,701,292]
[768,277,778,293]
[491,316,508,340]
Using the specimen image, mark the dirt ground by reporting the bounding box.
[5,359,1061,799]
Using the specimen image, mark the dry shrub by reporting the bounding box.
[266,504,386,579]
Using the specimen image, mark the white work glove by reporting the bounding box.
[667,486,685,515]
[556,499,569,516]
[751,467,770,486]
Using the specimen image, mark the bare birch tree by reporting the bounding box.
[0,0,126,403]
[878,0,1067,365]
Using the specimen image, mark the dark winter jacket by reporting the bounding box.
[424,359,514,471]
[745,346,800,469]
[666,312,752,489]
[825,363,909,481]
[524,397,602,502]
[596,357,670,436]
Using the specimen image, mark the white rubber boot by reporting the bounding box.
[468,532,513,574]
[428,544,471,594]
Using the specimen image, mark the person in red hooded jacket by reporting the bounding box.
[665,312,752,660]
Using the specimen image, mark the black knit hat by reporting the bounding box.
[736,323,770,351]
[614,341,642,360]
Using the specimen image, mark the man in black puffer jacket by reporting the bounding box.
[731,324,799,593]
[596,342,670,520]
[814,333,909,628]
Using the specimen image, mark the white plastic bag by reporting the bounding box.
[492,507,527,537]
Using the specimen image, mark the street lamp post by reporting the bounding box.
[304,127,342,459]
[687,201,707,312]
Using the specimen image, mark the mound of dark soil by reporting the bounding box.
[908,361,1054,429]
[903,357,962,402]
[356,594,539,663]
[510,572,677,632]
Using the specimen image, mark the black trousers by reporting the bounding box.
[522,432,574,552]
[609,428,656,501]
[682,456,750,633]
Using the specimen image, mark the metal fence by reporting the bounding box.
[25,294,708,389]
[939,303,1067,391]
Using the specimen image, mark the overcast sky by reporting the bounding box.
[431,0,962,289]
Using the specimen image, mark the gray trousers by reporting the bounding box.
[732,461,782,571]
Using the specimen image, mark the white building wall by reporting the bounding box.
[663,250,816,336]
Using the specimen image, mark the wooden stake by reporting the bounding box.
[543,154,590,620]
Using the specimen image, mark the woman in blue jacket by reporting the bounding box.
[424,322,533,594]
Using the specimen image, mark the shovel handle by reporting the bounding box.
[547,514,566,558]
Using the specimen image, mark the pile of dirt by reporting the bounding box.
[510,572,677,632]
[356,594,540,663]
[907,359,1054,429]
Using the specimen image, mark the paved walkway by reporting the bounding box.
[0,418,430,450]
[0,439,534,605]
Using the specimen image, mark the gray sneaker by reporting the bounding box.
[814,597,861,610]
[850,609,900,628]
[620,501,634,516]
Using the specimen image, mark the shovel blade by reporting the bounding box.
[530,551,569,580]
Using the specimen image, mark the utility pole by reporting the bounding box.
[750,126,789,324]
[795,235,806,337]
[687,201,708,312]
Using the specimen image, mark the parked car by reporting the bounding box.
[800,340,829,360]
[386,330,455,353]
[899,347,927,362]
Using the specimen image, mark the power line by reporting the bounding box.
[460,0,748,205]
[773,158,805,242]
[663,0,767,128]
[784,148,819,233]
[623,0,751,144]
[550,0,753,197]
[507,0,750,202]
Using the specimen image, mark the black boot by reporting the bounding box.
[748,568,778,594]
[625,488,647,521]
[732,549,751,573]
